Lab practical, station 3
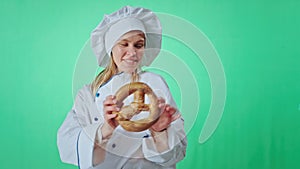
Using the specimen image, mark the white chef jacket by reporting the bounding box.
[57,71,187,169]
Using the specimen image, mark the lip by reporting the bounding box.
[123,59,138,65]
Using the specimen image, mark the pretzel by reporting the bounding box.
[112,82,160,132]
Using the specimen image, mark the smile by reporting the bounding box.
[123,59,138,64]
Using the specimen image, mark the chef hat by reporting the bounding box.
[91,6,162,67]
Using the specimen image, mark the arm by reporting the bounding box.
[142,76,187,167]
[93,95,119,166]
[150,100,181,153]
[143,114,187,167]
[57,85,105,169]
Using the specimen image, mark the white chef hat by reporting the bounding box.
[91,6,162,67]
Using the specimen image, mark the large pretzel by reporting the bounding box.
[112,82,160,132]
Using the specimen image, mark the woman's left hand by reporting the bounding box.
[150,98,181,132]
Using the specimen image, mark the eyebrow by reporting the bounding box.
[118,38,145,43]
[119,34,145,42]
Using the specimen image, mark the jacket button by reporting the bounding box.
[96,93,100,97]
[94,117,98,121]
[112,143,116,148]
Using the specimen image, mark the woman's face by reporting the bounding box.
[111,30,145,73]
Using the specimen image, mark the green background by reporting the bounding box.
[1,0,299,169]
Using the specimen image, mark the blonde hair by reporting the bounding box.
[91,57,139,95]
[92,31,145,95]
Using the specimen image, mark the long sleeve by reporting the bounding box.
[57,85,103,169]
[141,74,187,167]
[57,109,82,166]
[58,72,187,169]
[142,118,187,167]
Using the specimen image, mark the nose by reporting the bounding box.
[126,46,137,57]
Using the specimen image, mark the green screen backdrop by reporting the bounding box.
[1,0,299,169]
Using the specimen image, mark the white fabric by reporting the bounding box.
[57,71,187,169]
[105,17,146,56]
[91,6,162,67]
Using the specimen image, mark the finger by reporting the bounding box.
[171,114,181,122]
[103,98,117,106]
[108,119,118,128]
[103,99,114,106]
[158,102,166,109]
[157,97,166,104]
[166,105,177,115]
[106,113,117,120]
[105,114,117,125]
[106,95,115,100]
[104,105,120,113]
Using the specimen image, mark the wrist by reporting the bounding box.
[101,123,114,140]
[150,127,167,137]
[150,125,167,133]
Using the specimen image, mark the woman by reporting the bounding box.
[57,6,187,169]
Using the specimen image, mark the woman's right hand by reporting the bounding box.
[101,95,120,139]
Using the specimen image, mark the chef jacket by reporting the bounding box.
[57,71,187,169]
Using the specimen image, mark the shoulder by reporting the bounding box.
[140,71,170,91]
[75,84,94,101]
[140,71,165,82]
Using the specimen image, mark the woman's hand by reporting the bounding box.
[150,98,181,132]
[101,95,120,139]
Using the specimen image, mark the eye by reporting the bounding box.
[134,43,144,49]
[119,43,128,47]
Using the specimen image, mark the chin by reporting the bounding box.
[120,65,139,73]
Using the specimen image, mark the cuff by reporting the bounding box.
[77,123,101,169]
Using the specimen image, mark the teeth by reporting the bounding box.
[124,60,137,64]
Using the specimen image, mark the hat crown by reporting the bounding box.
[91,6,162,67]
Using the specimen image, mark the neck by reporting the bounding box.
[117,68,138,74]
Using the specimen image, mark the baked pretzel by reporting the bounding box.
[112,82,160,132]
